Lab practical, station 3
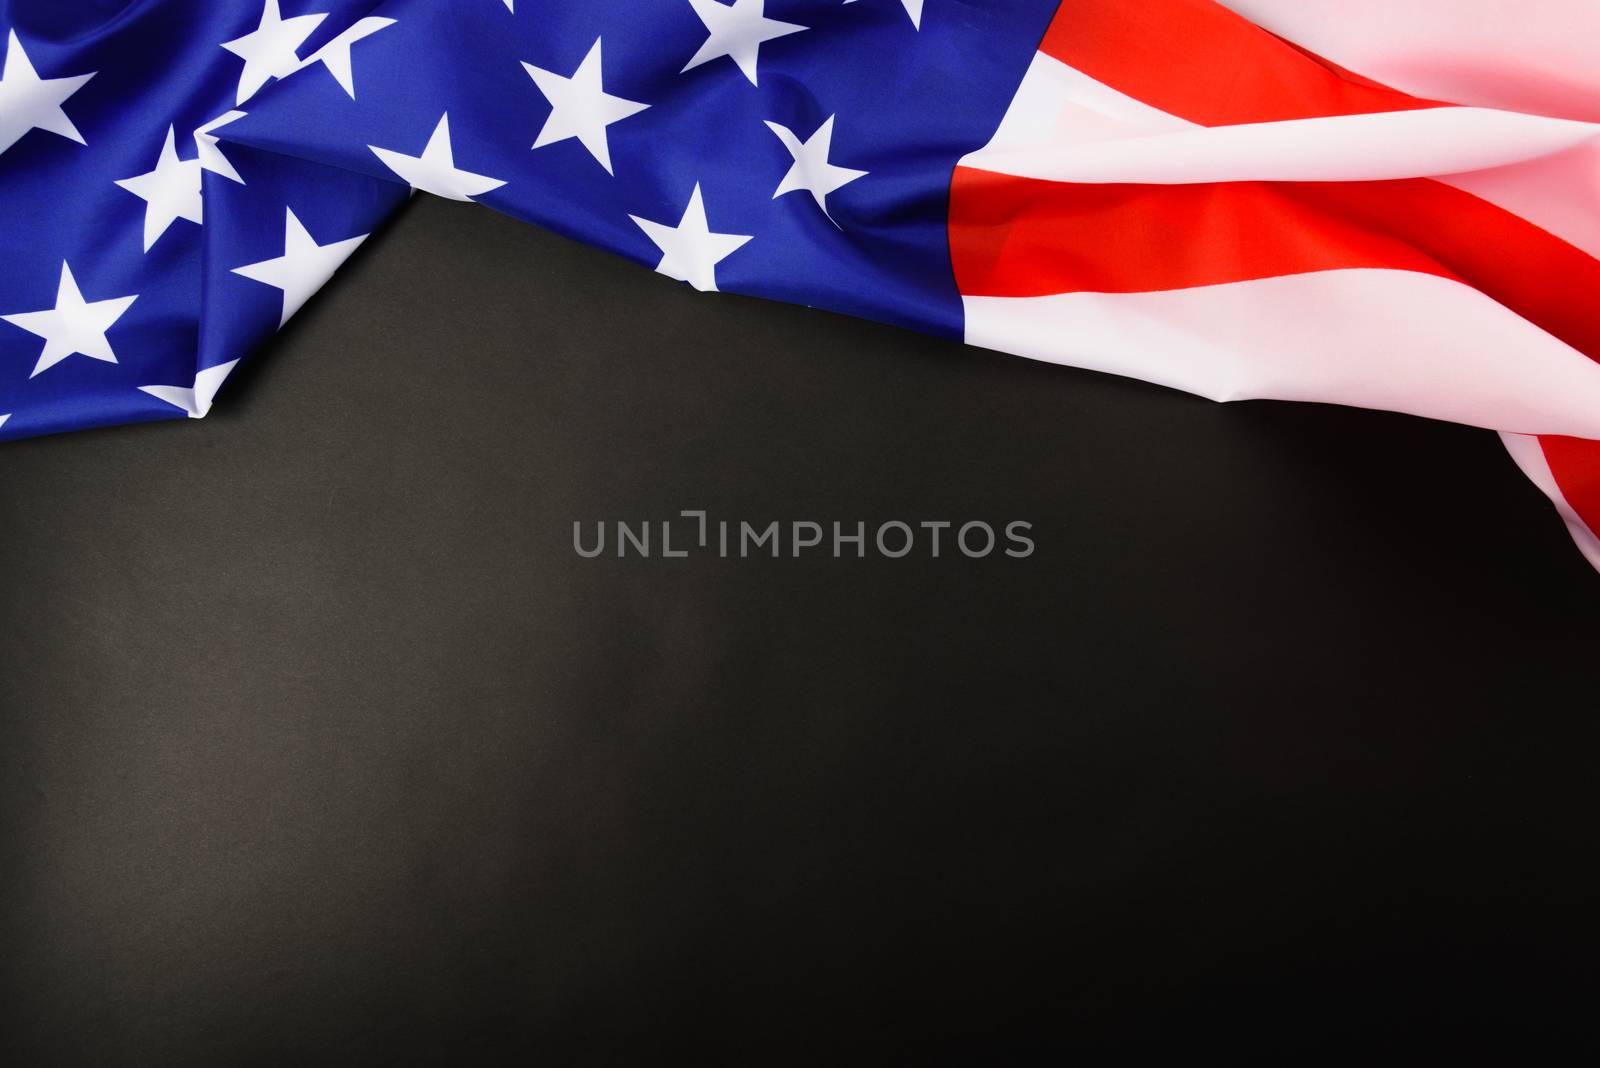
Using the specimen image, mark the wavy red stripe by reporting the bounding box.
[950,168,1600,366]
[1538,437,1600,543]
[1038,0,1446,126]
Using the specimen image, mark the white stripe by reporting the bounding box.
[963,269,1600,440]
[1217,1,1600,123]
[1500,431,1600,572]
[965,52,1193,164]
[974,53,1600,280]
[963,105,1597,186]
[1208,2,1600,258]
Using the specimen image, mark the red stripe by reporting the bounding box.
[950,168,1600,366]
[951,173,1448,295]
[1539,437,1600,540]
[1038,0,1447,126]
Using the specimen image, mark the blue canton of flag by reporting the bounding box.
[0,0,1053,441]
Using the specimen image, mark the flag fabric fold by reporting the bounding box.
[1,0,1598,574]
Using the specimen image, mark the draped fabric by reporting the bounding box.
[1,0,1597,571]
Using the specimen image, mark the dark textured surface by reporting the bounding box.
[2,196,1597,1063]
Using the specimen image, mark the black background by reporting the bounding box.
[2,197,1597,1063]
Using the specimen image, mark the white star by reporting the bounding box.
[292,16,394,98]
[682,0,806,86]
[222,0,327,105]
[0,414,9,431]
[764,115,867,225]
[842,0,922,29]
[2,262,138,378]
[629,184,752,293]
[194,110,248,184]
[231,207,368,326]
[522,38,649,175]
[114,126,204,251]
[139,359,241,419]
[0,30,96,156]
[502,0,515,10]
[370,114,507,202]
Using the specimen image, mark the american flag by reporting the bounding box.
[2,0,1598,573]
